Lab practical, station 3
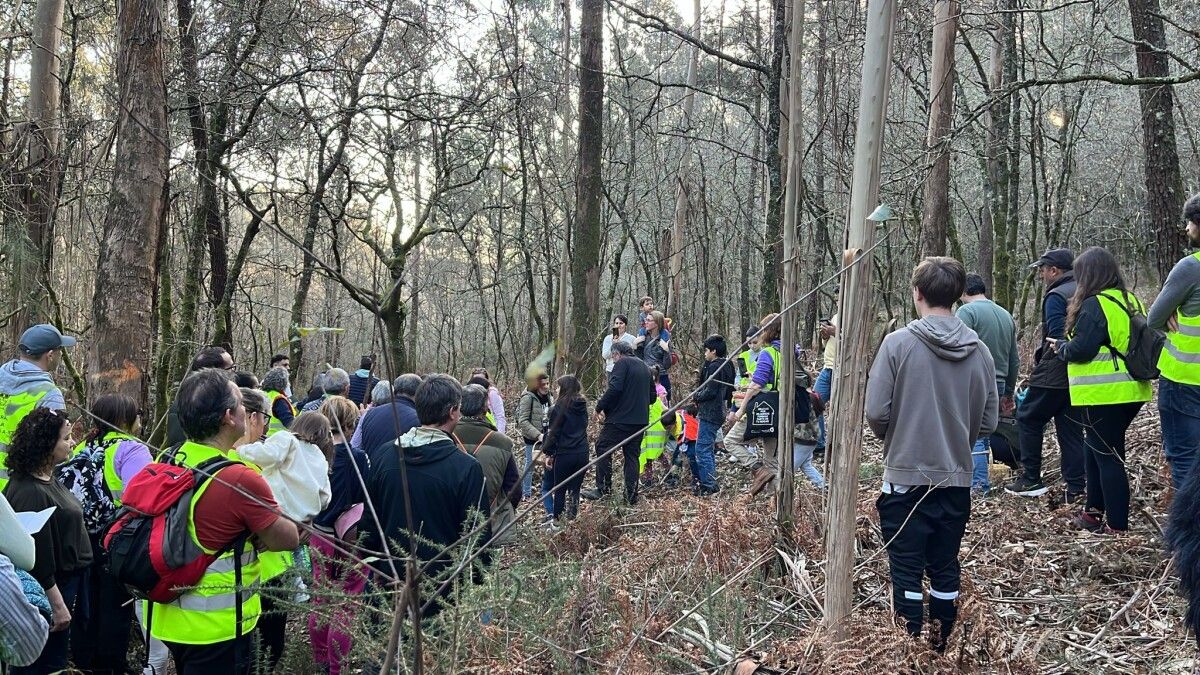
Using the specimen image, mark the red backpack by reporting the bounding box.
[102,456,244,603]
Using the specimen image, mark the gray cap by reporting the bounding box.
[18,324,77,356]
[1028,248,1074,271]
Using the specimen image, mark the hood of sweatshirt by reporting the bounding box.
[905,315,980,362]
[0,359,55,394]
[397,427,461,465]
[562,397,587,415]
[354,368,372,378]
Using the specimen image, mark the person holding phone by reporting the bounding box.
[601,315,637,373]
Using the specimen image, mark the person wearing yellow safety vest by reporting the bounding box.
[261,366,297,436]
[637,394,673,480]
[1052,247,1151,535]
[0,324,74,492]
[730,327,762,411]
[725,314,783,497]
[66,393,154,675]
[151,370,299,675]
[1148,194,1200,489]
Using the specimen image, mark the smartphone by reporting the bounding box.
[819,318,832,326]
[612,327,620,338]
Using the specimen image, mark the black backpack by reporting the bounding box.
[1099,291,1165,381]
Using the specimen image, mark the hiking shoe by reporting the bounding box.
[749,468,774,497]
[1071,510,1104,532]
[1004,476,1049,497]
[580,489,603,501]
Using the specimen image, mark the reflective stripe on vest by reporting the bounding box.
[0,384,55,490]
[71,432,138,503]
[263,390,294,437]
[150,441,262,645]
[1066,291,1154,406]
[1158,252,1200,385]
[639,399,668,471]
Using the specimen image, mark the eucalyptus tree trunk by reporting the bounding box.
[88,0,168,409]
[11,0,65,341]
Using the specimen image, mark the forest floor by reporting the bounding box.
[270,401,1191,674]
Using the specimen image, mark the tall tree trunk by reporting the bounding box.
[824,0,898,635]
[12,0,66,341]
[569,0,604,391]
[981,0,1012,292]
[88,0,168,409]
[993,0,1019,307]
[761,0,787,311]
[918,0,958,257]
[777,0,805,534]
[1128,0,1186,279]
[666,0,700,318]
[553,0,572,377]
[805,0,830,345]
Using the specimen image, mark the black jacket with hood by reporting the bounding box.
[692,359,736,424]
[363,426,490,610]
[542,397,589,457]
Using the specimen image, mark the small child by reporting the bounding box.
[674,406,701,488]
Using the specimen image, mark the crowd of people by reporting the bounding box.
[0,196,1197,670]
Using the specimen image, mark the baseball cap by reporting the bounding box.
[1028,248,1074,271]
[18,323,77,356]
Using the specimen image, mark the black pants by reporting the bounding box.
[165,633,255,675]
[594,423,645,504]
[876,487,970,641]
[70,560,133,675]
[1081,402,1143,531]
[255,592,287,671]
[1016,385,1086,492]
[552,452,588,519]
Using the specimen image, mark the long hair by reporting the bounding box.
[1067,247,1128,331]
[555,375,583,408]
[85,393,139,445]
[1169,467,1200,647]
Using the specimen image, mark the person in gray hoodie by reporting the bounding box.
[0,324,74,491]
[866,257,998,652]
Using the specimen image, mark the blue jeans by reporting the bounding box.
[523,442,535,497]
[1160,379,1200,489]
[694,419,720,490]
[793,442,825,488]
[541,470,554,517]
[814,368,832,449]
[971,383,1006,491]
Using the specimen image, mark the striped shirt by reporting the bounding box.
[0,553,49,666]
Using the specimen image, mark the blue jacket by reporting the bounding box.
[356,395,420,455]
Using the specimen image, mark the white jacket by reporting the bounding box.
[237,431,331,521]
